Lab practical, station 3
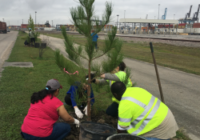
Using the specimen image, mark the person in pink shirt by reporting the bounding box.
[21,79,80,140]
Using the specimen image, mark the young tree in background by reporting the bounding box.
[27,15,39,44]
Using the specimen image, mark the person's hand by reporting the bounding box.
[83,106,88,116]
[74,118,80,128]
[100,74,105,78]
[74,107,83,119]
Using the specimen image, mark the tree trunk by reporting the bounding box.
[87,60,91,121]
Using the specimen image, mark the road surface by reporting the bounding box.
[0,31,18,78]
[40,34,200,139]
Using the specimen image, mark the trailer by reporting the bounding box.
[0,21,7,33]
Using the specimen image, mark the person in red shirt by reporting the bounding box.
[21,79,80,140]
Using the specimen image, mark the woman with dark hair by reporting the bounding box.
[21,79,79,140]
[92,62,133,118]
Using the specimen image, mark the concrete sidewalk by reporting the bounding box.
[0,31,18,79]
[39,34,200,140]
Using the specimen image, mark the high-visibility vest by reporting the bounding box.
[118,87,168,136]
[109,71,133,104]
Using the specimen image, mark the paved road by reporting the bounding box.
[40,35,200,139]
[0,31,18,77]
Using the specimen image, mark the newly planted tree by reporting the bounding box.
[27,15,40,43]
[55,0,129,121]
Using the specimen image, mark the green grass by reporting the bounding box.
[0,31,192,140]
[0,31,112,140]
[40,32,200,75]
[175,129,192,140]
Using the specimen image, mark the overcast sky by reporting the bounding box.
[0,0,199,26]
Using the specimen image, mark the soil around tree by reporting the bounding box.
[58,110,191,140]
[58,110,118,140]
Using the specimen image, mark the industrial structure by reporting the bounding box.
[118,18,200,35]
[119,19,178,34]
[161,8,167,20]
[179,4,200,24]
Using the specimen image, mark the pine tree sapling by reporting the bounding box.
[55,0,127,121]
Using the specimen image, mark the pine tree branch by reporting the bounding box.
[66,42,88,60]
[92,48,113,60]
[73,49,88,60]
[61,27,88,60]
[92,27,117,60]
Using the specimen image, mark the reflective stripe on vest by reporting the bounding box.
[119,95,161,135]
[119,96,155,123]
[130,100,161,135]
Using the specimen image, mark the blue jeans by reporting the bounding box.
[21,123,70,140]
[93,41,98,49]
[143,137,169,140]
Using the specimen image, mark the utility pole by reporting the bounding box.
[52,20,53,27]
[22,19,23,24]
[124,10,126,27]
[35,11,37,26]
[3,18,4,22]
[117,15,119,29]
[158,4,160,19]
[174,14,175,20]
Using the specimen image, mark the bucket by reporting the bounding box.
[106,133,146,140]
[35,43,40,48]
[79,121,117,140]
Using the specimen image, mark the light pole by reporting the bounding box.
[124,10,126,27]
[35,11,37,26]
[158,4,160,19]
[3,18,4,22]
[22,19,23,24]
[174,14,175,20]
[52,20,53,27]
[117,15,119,29]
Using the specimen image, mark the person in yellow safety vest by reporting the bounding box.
[111,81,179,140]
[92,62,133,118]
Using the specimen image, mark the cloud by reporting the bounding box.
[0,0,199,25]
[26,0,55,10]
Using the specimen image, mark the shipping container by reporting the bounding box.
[193,23,200,28]
[158,24,173,28]
[21,24,28,29]
[0,21,7,33]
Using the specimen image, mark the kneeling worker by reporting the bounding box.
[93,62,133,118]
[111,82,178,140]
[65,82,94,119]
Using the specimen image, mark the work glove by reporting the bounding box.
[74,107,83,119]
[83,105,90,116]
[73,118,80,128]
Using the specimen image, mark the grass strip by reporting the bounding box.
[0,31,192,140]
[0,31,111,140]
[40,32,200,75]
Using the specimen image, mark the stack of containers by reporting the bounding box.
[178,23,186,29]
[193,23,200,28]
[192,23,200,35]
[0,21,7,33]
